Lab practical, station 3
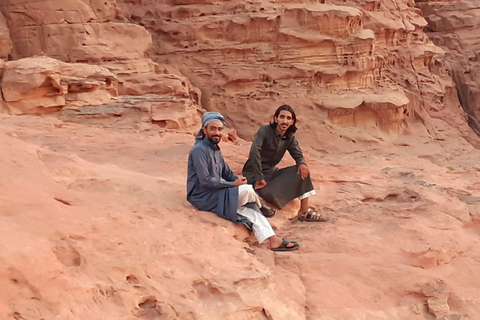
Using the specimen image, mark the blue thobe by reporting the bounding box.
[187,139,250,226]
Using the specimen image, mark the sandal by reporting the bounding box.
[298,207,327,222]
[260,205,276,218]
[272,238,300,252]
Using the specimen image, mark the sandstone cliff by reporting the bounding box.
[115,0,473,150]
[418,0,480,137]
[1,0,480,320]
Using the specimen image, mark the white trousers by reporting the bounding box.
[237,184,275,244]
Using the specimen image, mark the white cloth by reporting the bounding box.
[237,184,275,244]
[299,189,316,200]
[238,184,262,208]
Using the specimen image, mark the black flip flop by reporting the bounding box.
[260,205,276,218]
[272,238,300,252]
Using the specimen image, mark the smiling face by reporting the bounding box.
[274,110,294,135]
[203,120,224,144]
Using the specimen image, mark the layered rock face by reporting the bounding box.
[418,0,480,136]
[0,10,12,60]
[0,55,202,130]
[2,1,480,320]
[0,0,191,97]
[1,56,117,114]
[0,1,203,129]
[115,0,469,148]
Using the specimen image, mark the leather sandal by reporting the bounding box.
[298,207,327,222]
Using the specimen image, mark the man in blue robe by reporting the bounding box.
[187,112,299,251]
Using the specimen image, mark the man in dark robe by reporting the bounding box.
[242,105,327,222]
[187,111,299,251]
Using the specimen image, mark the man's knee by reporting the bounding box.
[238,184,259,204]
[239,184,255,196]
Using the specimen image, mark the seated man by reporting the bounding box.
[242,105,327,222]
[187,111,299,251]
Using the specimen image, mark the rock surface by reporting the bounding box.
[2,104,480,319]
[115,0,469,147]
[418,0,480,137]
[0,0,178,96]
[0,10,11,60]
[0,0,480,320]
[1,56,117,114]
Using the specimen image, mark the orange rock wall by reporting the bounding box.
[0,0,476,149]
[0,0,164,94]
[2,1,480,320]
[418,0,480,136]
[115,0,470,145]
[0,10,11,60]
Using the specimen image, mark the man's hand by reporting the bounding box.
[298,164,310,180]
[255,180,267,190]
[234,176,247,186]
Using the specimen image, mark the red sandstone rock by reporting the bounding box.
[0,10,11,60]
[0,0,480,319]
[0,1,161,96]
[2,108,480,319]
[418,0,480,137]
[1,56,117,114]
[114,0,471,152]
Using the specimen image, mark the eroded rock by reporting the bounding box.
[115,0,459,144]
[1,56,117,114]
[0,10,12,60]
[419,0,480,137]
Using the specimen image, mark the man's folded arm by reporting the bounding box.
[191,149,235,189]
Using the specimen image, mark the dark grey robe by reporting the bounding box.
[242,124,314,209]
[187,139,251,226]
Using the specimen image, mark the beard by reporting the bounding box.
[208,135,221,144]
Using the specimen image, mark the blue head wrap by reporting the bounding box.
[195,112,226,143]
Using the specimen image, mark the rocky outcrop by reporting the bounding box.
[0,10,12,60]
[115,0,468,146]
[58,93,203,133]
[0,0,178,96]
[2,1,480,320]
[0,56,203,125]
[1,56,117,114]
[417,0,480,136]
[0,0,474,147]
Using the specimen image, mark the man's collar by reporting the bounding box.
[272,126,288,139]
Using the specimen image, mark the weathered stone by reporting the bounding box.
[0,10,12,60]
[0,0,160,94]
[119,73,201,100]
[1,56,117,114]
[115,0,461,145]
[419,0,480,137]
[151,99,201,129]
[7,23,151,63]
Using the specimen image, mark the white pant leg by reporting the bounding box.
[237,206,275,244]
[237,184,262,207]
[299,189,316,200]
